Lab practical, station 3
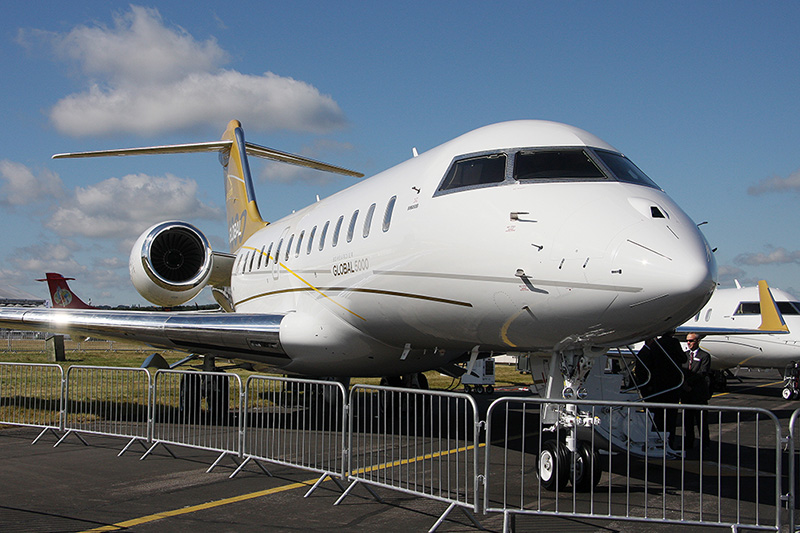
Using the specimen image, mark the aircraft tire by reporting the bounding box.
[539,440,568,491]
[784,387,794,400]
[203,374,229,425]
[572,441,602,492]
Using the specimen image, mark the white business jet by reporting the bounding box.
[0,119,716,394]
[681,281,796,370]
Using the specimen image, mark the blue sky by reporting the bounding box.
[0,1,798,305]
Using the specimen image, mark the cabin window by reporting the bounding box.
[295,231,304,258]
[383,196,396,232]
[593,150,660,189]
[347,210,359,243]
[265,242,274,266]
[285,234,294,261]
[307,226,317,255]
[256,245,265,269]
[514,149,606,181]
[363,203,376,238]
[438,153,506,193]
[275,238,283,264]
[333,216,344,247]
[319,221,330,251]
[236,253,245,274]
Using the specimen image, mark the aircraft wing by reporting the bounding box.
[0,308,288,360]
[675,280,789,337]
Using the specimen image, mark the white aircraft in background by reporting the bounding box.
[679,281,800,394]
[0,119,717,397]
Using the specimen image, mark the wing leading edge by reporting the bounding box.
[0,308,288,361]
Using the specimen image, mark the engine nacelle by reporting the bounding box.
[130,221,213,307]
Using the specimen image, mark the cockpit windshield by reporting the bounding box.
[594,150,660,189]
[435,147,662,196]
[513,150,606,180]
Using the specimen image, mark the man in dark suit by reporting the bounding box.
[682,333,712,447]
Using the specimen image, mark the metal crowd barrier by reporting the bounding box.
[233,375,348,495]
[0,362,64,443]
[787,408,800,532]
[58,365,152,454]
[145,369,243,470]
[341,384,482,531]
[484,397,783,532]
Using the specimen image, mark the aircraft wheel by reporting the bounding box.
[572,441,602,492]
[539,440,568,491]
[783,387,794,400]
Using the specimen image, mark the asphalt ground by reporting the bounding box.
[0,367,795,532]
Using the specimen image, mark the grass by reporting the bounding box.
[0,346,533,391]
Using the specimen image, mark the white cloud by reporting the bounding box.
[55,5,227,85]
[7,242,88,277]
[50,70,347,136]
[29,5,347,136]
[46,173,222,239]
[748,169,800,195]
[0,160,63,206]
[734,246,800,265]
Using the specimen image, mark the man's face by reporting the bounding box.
[687,336,699,348]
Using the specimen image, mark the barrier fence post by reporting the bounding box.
[483,397,783,532]
[145,369,242,470]
[342,384,482,531]
[0,362,64,443]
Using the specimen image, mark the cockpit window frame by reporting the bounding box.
[433,150,511,197]
[433,146,663,197]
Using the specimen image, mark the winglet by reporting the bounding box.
[758,280,788,332]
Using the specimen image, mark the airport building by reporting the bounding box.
[0,285,47,339]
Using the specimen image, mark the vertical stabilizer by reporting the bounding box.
[37,273,95,309]
[221,120,267,252]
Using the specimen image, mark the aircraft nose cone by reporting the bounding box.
[617,218,717,332]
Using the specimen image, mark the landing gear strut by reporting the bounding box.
[536,348,606,491]
[178,356,229,424]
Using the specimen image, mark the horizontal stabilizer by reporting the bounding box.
[53,140,363,177]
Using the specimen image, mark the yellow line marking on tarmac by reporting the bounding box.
[82,442,486,532]
[711,379,784,398]
[82,477,319,532]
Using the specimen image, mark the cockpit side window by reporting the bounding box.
[593,150,660,189]
[513,149,606,181]
[734,302,761,315]
[437,153,507,194]
[734,301,800,315]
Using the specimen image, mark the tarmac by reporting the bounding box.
[0,367,794,532]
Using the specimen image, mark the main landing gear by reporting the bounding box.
[178,356,229,424]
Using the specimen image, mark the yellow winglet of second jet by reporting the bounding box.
[758,280,789,332]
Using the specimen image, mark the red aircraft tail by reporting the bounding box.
[36,273,95,309]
